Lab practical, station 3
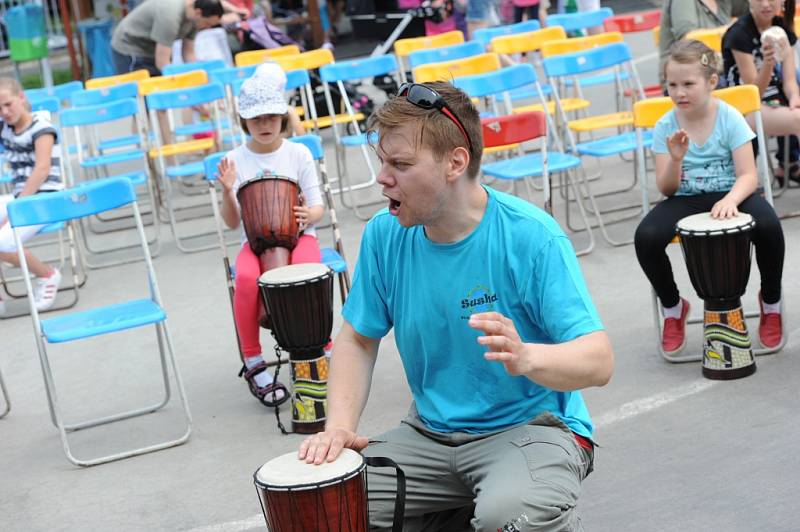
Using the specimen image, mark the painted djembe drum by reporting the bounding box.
[257,263,334,433]
[676,213,756,380]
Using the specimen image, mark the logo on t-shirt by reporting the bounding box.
[461,284,498,319]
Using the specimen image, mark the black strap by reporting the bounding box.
[364,456,406,532]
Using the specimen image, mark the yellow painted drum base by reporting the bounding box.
[290,349,328,434]
[702,304,756,380]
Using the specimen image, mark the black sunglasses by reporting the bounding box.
[397,82,474,152]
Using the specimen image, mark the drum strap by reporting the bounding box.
[364,457,407,532]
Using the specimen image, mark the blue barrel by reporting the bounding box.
[78,19,116,78]
[5,5,48,62]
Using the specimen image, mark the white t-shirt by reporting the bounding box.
[226,139,324,242]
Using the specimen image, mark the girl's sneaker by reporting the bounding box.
[34,268,61,311]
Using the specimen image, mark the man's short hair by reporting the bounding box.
[194,0,224,17]
[368,82,483,179]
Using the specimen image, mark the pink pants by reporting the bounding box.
[234,234,321,358]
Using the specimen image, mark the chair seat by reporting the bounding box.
[515,97,590,115]
[321,247,347,273]
[564,70,630,88]
[482,151,581,180]
[175,118,231,137]
[41,298,166,343]
[149,138,215,158]
[66,144,89,155]
[99,135,141,152]
[301,112,366,130]
[39,221,66,234]
[509,84,553,101]
[112,170,149,186]
[81,149,145,168]
[575,131,652,157]
[569,111,633,132]
[166,161,204,178]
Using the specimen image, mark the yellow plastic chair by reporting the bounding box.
[412,53,501,83]
[234,45,302,66]
[684,26,725,52]
[138,70,208,96]
[490,26,567,55]
[85,69,151,90]
[270,48,335,72]
[540,31,624,58]
[652,25,660,47]
[394,30,465,81]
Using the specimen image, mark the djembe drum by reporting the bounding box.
[676,213,756,380]
[254,449,406,532]
[237,174,300,327]
[258,263,334,433]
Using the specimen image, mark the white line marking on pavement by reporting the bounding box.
[188,379,716,532]
[593,380,715,428]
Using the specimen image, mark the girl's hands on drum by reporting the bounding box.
[295,194,311,229]
[298,428,370,465]
[667,130,689,162]
[216,158,237,193]
[711,197,740,219]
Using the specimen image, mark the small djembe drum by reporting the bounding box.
[258,263,334,433]
[676,213,756,380]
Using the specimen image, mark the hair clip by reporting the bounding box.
[700,53,709,66]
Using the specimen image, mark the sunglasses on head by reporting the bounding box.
[397,82,474,152]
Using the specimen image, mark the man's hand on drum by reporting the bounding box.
[298,428,370,465]
[294,194,311,230]
[667,129,689,162]
[468,311,533,376]
[711,196,740,219]
[216,158,237,192]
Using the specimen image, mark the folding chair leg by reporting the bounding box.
[557,169,595,256]
[0,365,10,419]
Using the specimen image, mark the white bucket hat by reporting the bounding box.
[237,62,289,119]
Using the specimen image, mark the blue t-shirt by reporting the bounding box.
[652,99,755,196]
[342,186,604,437]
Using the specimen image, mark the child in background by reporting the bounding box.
[634,40,785,355]
[216,63,325,407]
[0,78,62,316]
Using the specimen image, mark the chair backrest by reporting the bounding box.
[394,30,465,58]
[61,98,139,127]
[714,84,760,116]
[490,26,567,55]
[540,31,624,58]
[408,41,484,70]
[413,53,501,83]
[542,42,633,77]
[320,55,398,83]
[633,96,673,128]
[210,65,257,87]
[138,70,209,96]
[24,80,84,105]
[481,111,546,148]
[163,59,227,76]
[685,26,725,52]
[8,177,136,227]
[28,96,60,114]
[145,82,225,111]
[653,26,660,46]
[603,10,661,33]
[289,134,324,160]
[453,63,539,98]
[270,49,335,72]
[547,7,614,32]
[85,69,150,90]
[234,45,302,67]
[203,151,226,181]
[472,19,541,49]
[71,82,139,107]
[285,69,311,91]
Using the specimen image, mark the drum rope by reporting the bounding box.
[270,339,291,436]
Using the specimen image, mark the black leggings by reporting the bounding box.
[634,192,784,308]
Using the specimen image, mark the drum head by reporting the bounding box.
[259,263,331,286]
[255,449,364,489]
[676,212,754,235]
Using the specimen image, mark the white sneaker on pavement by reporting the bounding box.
[34,268,61,311]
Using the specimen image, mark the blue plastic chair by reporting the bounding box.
[6,177,192,466]
[70,82,148,153]
[318,55,399,220]
[546,7,613,33]
[163,59,227,77]
[472,19,542,49]
[407,41,484,70]
[25,80,84,106]
[146,82,228,253]
[27,95,60,114]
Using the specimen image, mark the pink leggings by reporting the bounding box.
[234,235,321,358]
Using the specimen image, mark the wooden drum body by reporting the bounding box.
[676,213,756,380]
[237,175,300,254]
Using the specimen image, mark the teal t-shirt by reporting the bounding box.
[342,186,604,437]
[652,99,755,196]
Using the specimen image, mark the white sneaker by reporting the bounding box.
[34,268,61,311]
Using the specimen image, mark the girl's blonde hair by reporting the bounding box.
[664,40,720,81]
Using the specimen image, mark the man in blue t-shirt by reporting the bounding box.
[298,82,614,531]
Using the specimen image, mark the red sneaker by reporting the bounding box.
[662,298,690,355]
[758,292,783,349]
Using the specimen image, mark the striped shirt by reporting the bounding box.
[1,111,62,196]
